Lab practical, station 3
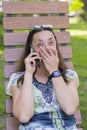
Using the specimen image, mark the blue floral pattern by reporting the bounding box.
[33,77,53,104]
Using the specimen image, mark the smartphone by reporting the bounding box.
[30,44,41,68]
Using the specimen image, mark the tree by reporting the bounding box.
[69,0,84,12]
[82,0,87,22]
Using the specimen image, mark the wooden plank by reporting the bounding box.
[4,48,24,62]
[4,64,18,78]
[3,16,69,30]
[3,1,68,14]
[4,32,71,46]
[6,99,12,114]
[65,61,74,70]
[55,32,71,44]
[4,62,73,78]
[6,99,82,126]
[4,46,72,62]
[4,32,28,46]
[78,128,83,130]
[74,110,82,125]
[6,117,83,130]
[6,117,20,130]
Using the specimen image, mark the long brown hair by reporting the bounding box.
[17,27,68,85]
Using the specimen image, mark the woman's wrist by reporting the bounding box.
[49,68,59,75]
[24,71,33,77]
[23,71,33,87]
[48,70,61,80]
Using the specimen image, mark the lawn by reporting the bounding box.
[69,20,87,129]
[0,24,6,114]
[0,18,87,129]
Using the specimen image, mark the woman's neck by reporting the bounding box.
[35,64,49,77]
[36,65,49,77]
[34,65,50,84]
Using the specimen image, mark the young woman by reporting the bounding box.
[7,25,79,130]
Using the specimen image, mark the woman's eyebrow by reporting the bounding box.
[48,37,54,40]
[36,39,43,41]
[33,39,43,43]
[34,37,54,42]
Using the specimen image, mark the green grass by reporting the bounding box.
[0,24,6,114]
[0,19,87,129]
[69,21,87,129]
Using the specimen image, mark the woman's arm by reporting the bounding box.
[11,72,34,123]
[11,50,41,123]
[40,47,79,115]
[51,76,79,115]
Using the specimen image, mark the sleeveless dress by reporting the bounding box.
[6,69,79,130]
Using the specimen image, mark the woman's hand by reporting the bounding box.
[39,47,59,74]
[24,49,41,74]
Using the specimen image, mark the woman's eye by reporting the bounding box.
[48,41,54,45]
[37,43,44,47]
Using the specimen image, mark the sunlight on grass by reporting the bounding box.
[70,30,87,36]
[69,21,87,130]
[0,50,3,55]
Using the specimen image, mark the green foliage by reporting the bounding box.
[0,56,6,114]
[69,21,87,130]
[0,24,4,47]
[0,13,3,24]
[0,24,5,114]
[69,0,84,12]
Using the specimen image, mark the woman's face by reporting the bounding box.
[32,30,57,53]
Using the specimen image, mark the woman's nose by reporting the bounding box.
[43,43,49,48]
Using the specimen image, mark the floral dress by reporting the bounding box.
[7,69,79,130]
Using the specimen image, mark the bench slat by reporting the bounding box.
[74,110,82,125]
[3,16,69,30]
[4,64,18,78]
[6,117,83,130]
[3,1,68,14]
[4,32,70,46]
[4,46,72,62]
[6,99,12,114]
[6,99,82,125]
[6,117,20,130]
[4,62,73,79]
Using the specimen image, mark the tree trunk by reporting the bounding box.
[83,0,87,22]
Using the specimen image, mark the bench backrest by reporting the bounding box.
[3,1,82,130]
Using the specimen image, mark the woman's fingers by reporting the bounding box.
[39,47,57,60]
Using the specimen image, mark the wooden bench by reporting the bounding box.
[3,1,83,130]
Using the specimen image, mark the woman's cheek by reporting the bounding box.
[50,47,57,53]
